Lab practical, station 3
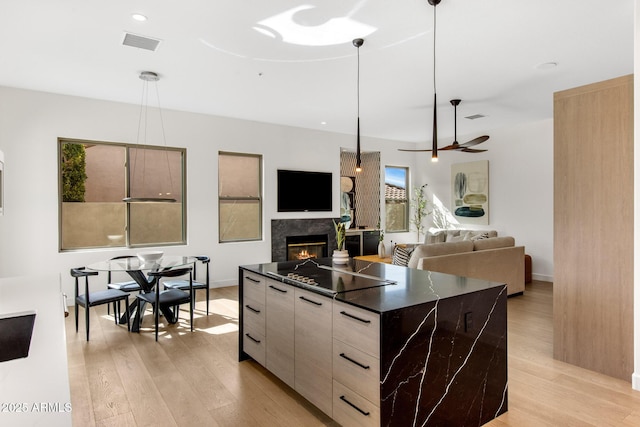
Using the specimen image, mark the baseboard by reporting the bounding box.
[532,273,553,282]
[632,373,640,391]
[211,279,237,289]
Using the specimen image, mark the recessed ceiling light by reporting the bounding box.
[321,121,327,125]
[132,13,147,22]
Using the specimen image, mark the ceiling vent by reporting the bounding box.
[465,114,486,120]
[122,33,161,51]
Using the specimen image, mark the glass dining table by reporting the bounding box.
[86,255,197,332]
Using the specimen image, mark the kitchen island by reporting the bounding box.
[239,258,507,427]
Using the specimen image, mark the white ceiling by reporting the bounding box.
[0,0,634,144]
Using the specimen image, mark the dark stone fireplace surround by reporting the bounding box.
[271,218,338,262]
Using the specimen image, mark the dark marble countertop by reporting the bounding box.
[240,257,505,314]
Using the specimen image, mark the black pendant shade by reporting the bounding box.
[430,0,440,162]
[354,38,364,172]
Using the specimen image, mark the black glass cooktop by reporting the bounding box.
[265,259,396,296]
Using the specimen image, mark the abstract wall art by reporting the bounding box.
[451,160,489,225]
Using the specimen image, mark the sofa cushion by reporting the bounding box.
[407,240,474,269]
[425,230,446,244]
[473,236,515,251]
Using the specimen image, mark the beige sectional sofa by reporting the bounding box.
[404,229,525,296]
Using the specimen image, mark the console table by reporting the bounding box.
[345,229,380,257]
[353,254,392,264]
[239,258,507,426]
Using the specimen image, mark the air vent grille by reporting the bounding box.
[465,114,486,120]
[122,33,161,51]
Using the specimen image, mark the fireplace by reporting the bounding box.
[286,234,328,261]
[271,218,338,262]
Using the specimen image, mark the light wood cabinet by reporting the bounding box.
[266,278,295,388]
[332,300,381,427]
[332,379,380,427]
[241,272,266,365]
[333,300,380,358]
[553,74,634,381]
[294,288,333,415]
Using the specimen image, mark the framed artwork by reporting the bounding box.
[451,160,489,225]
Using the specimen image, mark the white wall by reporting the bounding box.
[409,119,554,281]
[0,85,553,299]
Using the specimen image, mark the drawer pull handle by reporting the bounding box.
[245,333,261,344]
[245,305,261,314]
[340,353,370,370]
[299,296,322,306]
[269,285,287,293]
[245,276,260,283]
[339,395,370,416]
[340,311,371,324]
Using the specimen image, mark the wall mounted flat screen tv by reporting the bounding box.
[277,169,332,212]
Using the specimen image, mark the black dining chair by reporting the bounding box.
[163,256,210,315]
[136,267,194,341]
[106,255,142,315]
[71,267,131,341]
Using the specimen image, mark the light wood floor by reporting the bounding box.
[66,281,640,426]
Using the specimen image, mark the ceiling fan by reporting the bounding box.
[399,99,489,153]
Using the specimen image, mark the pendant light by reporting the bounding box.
[123,71,177,203]
[429,0,440,162]
[353,38,364,173]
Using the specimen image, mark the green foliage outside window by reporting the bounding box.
[61,143,87,202]
[411,184,432,242]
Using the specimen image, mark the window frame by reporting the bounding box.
[218,151,263,243]
[58,137,187,251]
[384,165,410,233]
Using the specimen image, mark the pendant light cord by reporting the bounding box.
[132,75,175,199]
[354,38,363,172]
[433,3,436,94]
[357,43,360,120]
[431,1,439,161]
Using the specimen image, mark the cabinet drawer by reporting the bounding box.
[333,339,380,404]
[295,288,333,416]
[295,287,332,319]
[333,301,380,358]
[243,296,265,335]
[242,271,265,303]
[266,279,295,388]
[243,325,265,367]
[333,380,380,427]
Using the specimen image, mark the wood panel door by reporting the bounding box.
[553,74,633,381]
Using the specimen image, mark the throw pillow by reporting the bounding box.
[449,232,471,242]
[470,232,490,241]
[425,230,446,244]
[392,245,413,267]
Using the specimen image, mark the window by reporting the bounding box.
[384,166,409,232]
[218,152,262,242]
[59,138,186,250]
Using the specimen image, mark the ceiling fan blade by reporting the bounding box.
[460,135,489,147]
[438,145,460,151]
[461,148,487,153]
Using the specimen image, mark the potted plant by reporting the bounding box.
[411,184,432,242]
[333,220,349,264]
[377,219,386,258]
